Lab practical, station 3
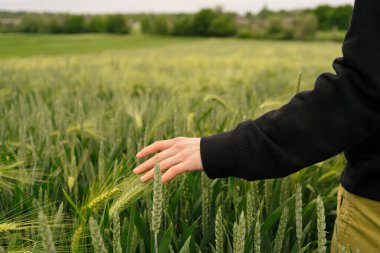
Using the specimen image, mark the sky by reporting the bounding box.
[0,0,355,14]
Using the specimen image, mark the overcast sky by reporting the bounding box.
[0,0,355,14]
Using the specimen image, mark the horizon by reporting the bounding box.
[0,0,354,15]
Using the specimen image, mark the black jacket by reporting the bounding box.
[200,0,380,201]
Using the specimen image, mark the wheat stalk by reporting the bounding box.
[88,187,121,210]
[71,223,84,253]
[131,225,139,252]
[68,175,75,192]
[317,195,327,253]
[273,206,289,253]
[181,174,190,221]
[0,222,19,232]
[215,206,223,253]
[279,177,290,205]
[246,190,254,231]
[233,211,246,253]
[53,202,64,242]
[264,179,273,213]
[109,179,150,218]
[233,179,240,208]
[253,212,261,253]
[140,237,145,253]
[254,203,263,253]
[295,183,303,249]
[38,210,56,253]
[201,173,210,236]
[151,161,163,253]
[113,213,122,253]
[89,217,108,253]
[252,181,260,212]
[53,202,64,229]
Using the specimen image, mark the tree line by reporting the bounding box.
[0,13,130,34]
[0,5,353,40]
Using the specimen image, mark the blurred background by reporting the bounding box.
[0,0,354,42]
[0,1,355,253]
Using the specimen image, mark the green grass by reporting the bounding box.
[316,30,347,42]
[0,33,202,58]
[0,34,345,252]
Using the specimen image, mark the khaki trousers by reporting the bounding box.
[331,184,380,252]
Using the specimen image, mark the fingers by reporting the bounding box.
[139,155,182,182]
[133,147,176,174]
[136,137,184,158]
[135,137,193,184]
[162,164,186,184]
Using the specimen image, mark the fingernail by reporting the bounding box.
[133,168,137,173]
[136,152,141,157]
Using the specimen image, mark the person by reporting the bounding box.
[133,0,380,252]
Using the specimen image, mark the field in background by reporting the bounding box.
[0,34,345,252]
[0,34,203,58]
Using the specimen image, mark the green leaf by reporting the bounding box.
[291,221,312,253]
[269,178,282,213]
[100,203,110,229]
[127,204,136,253]
[261,195,294,233]
[133,209,150,251]
[179,219,198,247]
[299,242,313,253]
[62,188,85,221]
[200,215,215,250]
[159,223,173,253]
[179,235,191,253]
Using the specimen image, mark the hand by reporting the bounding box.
[133,137,203,184]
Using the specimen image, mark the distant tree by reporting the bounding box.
[192,9,217,36]
[0,3,353,39]
[314,4,352,30]
[330,5,353,30]
[140,16,152,33]
[47,16,65,33]
[140,15,169,35]
[105,15,129,34]
[64,15,85,33]
[266,15,287,39]
[314,5,334,30]
[88,16,105,33]
[209,13,237,37]
[257,5,274,19]
[245,11,253,19]
[19,14,43,33]
[293,13,319,40]
[172,15,194,36]
[152,16,170,35]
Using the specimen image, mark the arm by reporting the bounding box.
[201,0,380,181]
[133,0,380,183]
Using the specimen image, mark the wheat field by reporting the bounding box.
[0,34,344,252]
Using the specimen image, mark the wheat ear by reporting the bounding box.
[152,161,163,253]
[273,206,289,253]
[317,195,327,253]
[233,211,246,253]
[38,210,56,253]
[295,183,303,250]
[89,217,108,253]
[215,206,223,253]
[254,207,262,253]
[113,213,122,253]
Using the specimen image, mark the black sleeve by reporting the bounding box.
[200,0,380,181]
